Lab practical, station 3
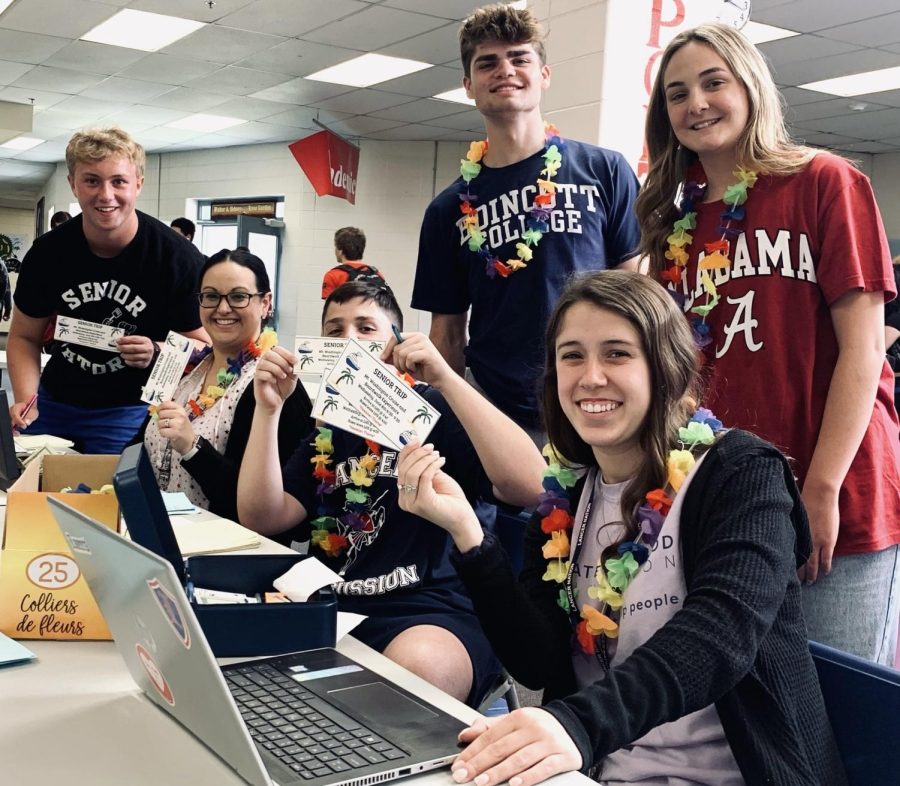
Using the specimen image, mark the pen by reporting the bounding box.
[20,393,37,422]
[391,324,404,344]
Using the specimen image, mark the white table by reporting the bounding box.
[0,528,590,786]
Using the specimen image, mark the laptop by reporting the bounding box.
[0,399,22,491]
[48,497,466,786]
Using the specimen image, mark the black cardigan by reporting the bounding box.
[136,383,313,524]
[452,430,846,785]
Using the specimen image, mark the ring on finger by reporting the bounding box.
[399,483,418,493]
[163,418,171,428]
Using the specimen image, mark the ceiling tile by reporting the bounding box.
[801,106,900,137]
[116,54,223,85]
[778,86,837,106]
[369,97,471,123]
[303,6,446,50]
[217,0,368,37]
[816,11,900,48]
[367,122,448,140]
[181,66,291,96]
[834,140,900,153]
[205,96,289,121]
[12,66,106,95]
[236,39,363,78]
[754,0,900,31]
[771,48,900,86]
[260,107,352,127]
[787,98,889,124]
[249,77,353,104]
[80,77,174,103]
[0,0,116,38]
[128,0,258,23]
[758,34,859,68]
[378,22,462,66]
[15,140,69,162]
[327,115,403,135]
[0,87,70,112]
[794,131,861,147]
[375,66,461,98]
[381,0,482,20]
[0,61,35,86]
[313,88,413,114]
[143,87,233,112]
[43,41,146,75]
[161,26,288,65]
[0,30,69,65]
[423,109,483,131]
[103,105,191,126]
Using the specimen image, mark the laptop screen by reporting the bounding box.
[114,443,186,584]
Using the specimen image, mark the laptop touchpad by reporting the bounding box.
[328,682,438,725]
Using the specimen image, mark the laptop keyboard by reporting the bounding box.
[225,662,409,781]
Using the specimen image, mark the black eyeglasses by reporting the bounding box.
[197,291,266,309]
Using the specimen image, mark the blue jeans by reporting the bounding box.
[802,544,900,667]
[21,385,147,454]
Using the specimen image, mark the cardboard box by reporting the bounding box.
[0,454,119,641]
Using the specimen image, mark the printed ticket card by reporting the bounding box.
[312,380,385,444]
[54,316,125,352]
[323,339,440,450]
[141,332,194,405]
[294,336,386,376]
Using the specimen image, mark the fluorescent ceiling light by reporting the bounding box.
[81,10,204,52]
[166,113,245,132]
[432,88,475,106]
[742,21,799,45]
[509,1,528,8]
[0,0,16,15]
[306,54,432,88]
[1,136,44,151]
[800,65,900,97]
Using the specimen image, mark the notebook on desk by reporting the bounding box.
[48,497,466,786]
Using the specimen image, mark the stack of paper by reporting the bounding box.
[171,516,261,556]
[161,491,197,515]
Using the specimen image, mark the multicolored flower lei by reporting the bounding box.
[662,167,757,347]
[540,409,725,657]
[459,121,564,279]
[149,328,278,422]
[308,426,384,559]
[308,369,416,559]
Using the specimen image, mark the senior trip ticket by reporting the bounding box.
[54,316,125,351]
[293,336,386,376]
[322,339,440,450]
[312,380,385,444]
[141,331,194,405]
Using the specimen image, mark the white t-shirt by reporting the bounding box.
[567,461,744,786]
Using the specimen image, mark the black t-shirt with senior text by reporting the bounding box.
[15,211,203,407]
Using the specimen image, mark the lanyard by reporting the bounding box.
[563,468,597,623]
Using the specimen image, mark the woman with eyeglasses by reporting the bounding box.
[139,248,313,522]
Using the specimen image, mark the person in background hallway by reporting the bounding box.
[8,127,208,454]
[170,217,196,243]
[412,4,640,443]
[636,23,900,665]
[321,226,384,299]
[50,211,71,230]
[400,270,845,786]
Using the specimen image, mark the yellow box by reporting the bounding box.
[0,454,120,641]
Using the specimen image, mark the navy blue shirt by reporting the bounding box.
[282,384,490,612]
[412,140,640,427]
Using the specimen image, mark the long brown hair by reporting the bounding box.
[542,270,700,537]
[635,23,818,278]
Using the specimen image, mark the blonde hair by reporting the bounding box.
[635,23,818,277]
[66,127,146,179]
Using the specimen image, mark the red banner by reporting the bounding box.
[289,130,359,204]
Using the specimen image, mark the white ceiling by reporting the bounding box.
[0,0,898,206]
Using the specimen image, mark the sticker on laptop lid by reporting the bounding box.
[147,578,191,649]
[136,642,175,706]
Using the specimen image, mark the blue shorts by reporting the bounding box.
[340,589,502,708]
[20,385,147,454]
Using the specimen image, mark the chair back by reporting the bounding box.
[809,640,900,786]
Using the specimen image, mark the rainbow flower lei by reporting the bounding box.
[662,167,757,347]
[540,409,724,658]
[308,426,384,559]
[149,328,278,422]
[459,121,564,279]
[308,370,417,559]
